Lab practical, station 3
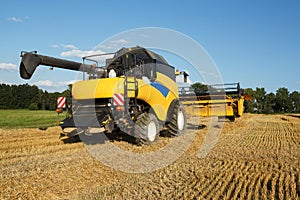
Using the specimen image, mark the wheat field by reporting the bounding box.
[0,114,299,199]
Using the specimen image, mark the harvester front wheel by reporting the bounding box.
[134,113,159,145]
[166,101,187,137]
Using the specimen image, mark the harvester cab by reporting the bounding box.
[19,46,187,145]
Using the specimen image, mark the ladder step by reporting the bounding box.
[124,74,138,100]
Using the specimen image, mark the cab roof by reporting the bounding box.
[106,46,169,68]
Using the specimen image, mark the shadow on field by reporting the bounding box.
[38,127,48,131]
[287,114,300,119]
[61,135,81,144]
[61,130,137,145]
[187,123,206,130]
[60,123,207,145]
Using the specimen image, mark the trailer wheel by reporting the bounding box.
[134,113,159,145]
[166,101,187,137]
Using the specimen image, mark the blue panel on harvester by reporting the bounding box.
[150,82,169,97]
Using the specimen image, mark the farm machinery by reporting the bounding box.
[19,46,187,145]
[178,80,248,122]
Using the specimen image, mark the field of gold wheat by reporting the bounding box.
[0,113,299,199]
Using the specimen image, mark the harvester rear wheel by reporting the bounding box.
[134,113,159,145]
[166,101,187,137]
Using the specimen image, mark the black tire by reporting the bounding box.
[134,113,160,145]
[166,101,187,137]
[228,116,235,122]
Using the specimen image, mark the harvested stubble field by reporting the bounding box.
[0,114,300,199]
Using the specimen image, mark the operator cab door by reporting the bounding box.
[142,60,157,82]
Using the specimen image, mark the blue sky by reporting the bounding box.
[0,0,299,93]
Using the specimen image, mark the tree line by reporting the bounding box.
[0,83,299,114]
[243,87,300,114]
[0,83,70,110]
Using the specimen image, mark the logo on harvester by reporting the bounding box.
[57,96,66,108]
[113,93,124,106]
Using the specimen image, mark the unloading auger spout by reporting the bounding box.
[19,51,95,79]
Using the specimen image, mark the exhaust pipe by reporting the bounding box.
[20,51,94,79]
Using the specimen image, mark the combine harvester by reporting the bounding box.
[19,46,247,146]
[19,46,187,145]
[176,71,248,122]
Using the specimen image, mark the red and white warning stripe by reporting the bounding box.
[57,96,66,108]
[113,93,124,106]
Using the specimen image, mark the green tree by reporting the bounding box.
[28,102,38,110]
[254,87,266,114]
[274,87,291,113]
[263,92,275,114]
[37,89,44,110]
[289,91,300,113]
[191,82,208,94]
[43,91,51,110]
[0,84,11,109]
[0,83,66,110]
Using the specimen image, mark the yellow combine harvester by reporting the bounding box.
[19,47,187,145]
